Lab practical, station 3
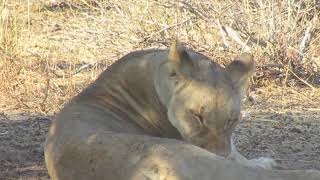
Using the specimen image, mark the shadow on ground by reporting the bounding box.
[0,113,51,180]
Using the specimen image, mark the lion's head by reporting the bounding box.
[155,40,255,157]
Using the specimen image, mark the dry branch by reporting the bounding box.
[142,18,192,41]
[216,19,229,49]
[299,25,313,62]
[223,26,251,52]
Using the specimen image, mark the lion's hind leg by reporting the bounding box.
[45,129,212,180]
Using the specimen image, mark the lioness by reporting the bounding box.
[45,40,320,180]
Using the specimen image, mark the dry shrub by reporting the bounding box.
[0,0,319,114]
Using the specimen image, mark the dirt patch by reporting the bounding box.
[236,118,320,170]
[0,112,51,180]
[235,87,320,170]
[0,87,319,179]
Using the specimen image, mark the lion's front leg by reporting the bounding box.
[227,135,277,169]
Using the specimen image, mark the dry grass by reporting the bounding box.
[0,0,319,114]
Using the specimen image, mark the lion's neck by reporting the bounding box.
[80,50,181,139]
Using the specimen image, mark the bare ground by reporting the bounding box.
[0,86,319,180]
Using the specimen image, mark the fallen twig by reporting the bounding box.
[287,68,315,90]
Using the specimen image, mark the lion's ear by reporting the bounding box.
[226,53,255,88]
[168,39,194,68]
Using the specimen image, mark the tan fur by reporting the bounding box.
[45,41,320,180]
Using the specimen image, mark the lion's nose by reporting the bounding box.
[216,142,232,157]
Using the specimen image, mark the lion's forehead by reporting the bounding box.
[190,59,231,85]
[183,74,237,99]
[178,81,239,108]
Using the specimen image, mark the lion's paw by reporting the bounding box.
[248,157,277,170]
